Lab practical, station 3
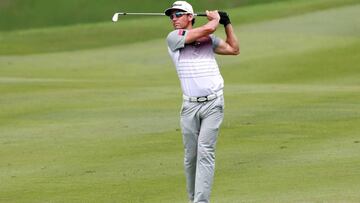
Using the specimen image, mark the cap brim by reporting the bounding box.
[164,8,186,16]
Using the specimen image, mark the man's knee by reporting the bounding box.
[197,143,215,166]
[184,145,197,165]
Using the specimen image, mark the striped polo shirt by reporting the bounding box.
[167,29,224,97]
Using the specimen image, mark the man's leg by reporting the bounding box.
[194,97,224,203]
[181,101,201,202]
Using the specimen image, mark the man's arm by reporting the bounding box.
[185,10,220,44]
[215,12,239,55]
[214,24,239,55]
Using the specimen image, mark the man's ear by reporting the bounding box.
[188,14,194,22]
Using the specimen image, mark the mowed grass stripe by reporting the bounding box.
[218,4,360,62]
[214,91,360,202]
[222,39,360,84]
[1,5,358,87]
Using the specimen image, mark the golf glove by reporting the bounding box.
[219,11,231,27]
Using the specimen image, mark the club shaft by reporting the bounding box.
[116,12,206,16]
[112,12,207,22]
[119,12,165,16]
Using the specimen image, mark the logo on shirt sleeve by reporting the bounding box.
[178,29,186,36]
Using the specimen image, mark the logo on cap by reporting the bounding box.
[164,1,194,16]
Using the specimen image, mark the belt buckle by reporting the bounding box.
[196,97,208,102]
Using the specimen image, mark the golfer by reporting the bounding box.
[165,1,239,203]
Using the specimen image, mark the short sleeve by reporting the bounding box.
[210,35,221,50]
[167,29,188,52]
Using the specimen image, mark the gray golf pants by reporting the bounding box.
[180,95,224,203]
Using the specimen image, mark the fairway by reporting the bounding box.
[1,1,360,203]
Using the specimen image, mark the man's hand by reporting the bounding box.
[206,10,220,22]
[219,11,231,27]
[184,10,220,44]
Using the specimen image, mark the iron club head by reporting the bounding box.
[112,13,121,22]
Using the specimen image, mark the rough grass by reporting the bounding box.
[0,2,360,203]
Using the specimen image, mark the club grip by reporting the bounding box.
[196,13,207,17]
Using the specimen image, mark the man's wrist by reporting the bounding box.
[219,11,231,27]
[224,22,231,28]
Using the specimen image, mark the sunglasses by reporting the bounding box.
[169,12,189,20]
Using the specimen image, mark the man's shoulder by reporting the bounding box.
[167,29,188,52]
[167,29,188,39]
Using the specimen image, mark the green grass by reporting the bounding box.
[0,0,359,55]
[0,0,288,31]
[1,2,360,203]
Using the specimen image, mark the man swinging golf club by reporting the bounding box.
[165,1,239,203]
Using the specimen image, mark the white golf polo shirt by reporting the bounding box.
[167,29,224,97]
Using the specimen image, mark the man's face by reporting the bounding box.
[169,9,192,29]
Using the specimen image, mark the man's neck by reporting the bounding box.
[186,24,193,30]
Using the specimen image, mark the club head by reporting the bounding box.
[112,13,120,22]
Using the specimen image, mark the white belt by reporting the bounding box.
[183,90,223,102]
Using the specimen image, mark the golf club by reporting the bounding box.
[112,12,207,22]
